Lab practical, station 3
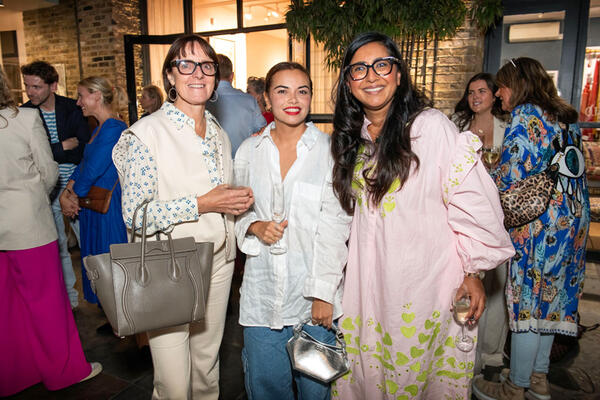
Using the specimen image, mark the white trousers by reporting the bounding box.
[475,261,509,373]
[148,247,234,400]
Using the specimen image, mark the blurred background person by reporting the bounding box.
[453,72,510,379]
[21,60,91,309]
[247,76,274,124]
[59,76,128,307]
[139,84,164,117]
[0,68,101,396]
[453,72,507,151]
[113,34,252,399]
[473,57,590,400]
[206,54,266,156]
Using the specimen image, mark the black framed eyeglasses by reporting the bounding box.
[345,57,400,81]
[171,59,218,76]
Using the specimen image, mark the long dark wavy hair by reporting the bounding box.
[331,32,431,214]
[453,73,505,131]
[496,57,577,124]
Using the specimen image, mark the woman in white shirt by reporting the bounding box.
[234,62,352,400]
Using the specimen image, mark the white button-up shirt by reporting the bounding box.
[235,122,352,329]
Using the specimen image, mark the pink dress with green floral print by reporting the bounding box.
[333,109,515,400]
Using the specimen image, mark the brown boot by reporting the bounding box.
[525,372,551,400]
[473,375,525,400]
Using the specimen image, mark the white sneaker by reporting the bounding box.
[79,362,102,383]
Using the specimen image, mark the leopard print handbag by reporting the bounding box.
[500,163,559,229]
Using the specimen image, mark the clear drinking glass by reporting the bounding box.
[453,290,474,352]
[482,146,501,170]
[270,182,287,255]
[233,159,249,188]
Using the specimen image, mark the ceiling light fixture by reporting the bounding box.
[0,1,5,7]
[244,6,253,20]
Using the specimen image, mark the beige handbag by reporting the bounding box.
[83,200,214,337]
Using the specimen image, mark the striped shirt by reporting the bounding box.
[41,109,76,188]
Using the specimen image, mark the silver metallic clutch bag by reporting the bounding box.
[286,318,350,383]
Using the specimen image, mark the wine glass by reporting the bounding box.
[481,146,501,170]
[233,159,249,188]
[270,182,286,255]
[452,290,474,352]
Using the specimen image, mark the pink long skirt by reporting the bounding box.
[0,241,91,396]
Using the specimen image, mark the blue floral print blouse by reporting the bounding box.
[494,103,590,336]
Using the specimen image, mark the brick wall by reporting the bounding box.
[406,15,485,117]
[22,0,142,120]
[77,0,115,80]
[434,18,485,116]
[22,1,81,97]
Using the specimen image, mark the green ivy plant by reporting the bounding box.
[286,0,502,69]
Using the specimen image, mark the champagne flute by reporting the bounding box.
[482,146,501,170]
[452,290,474,352]
[270,182,287,255]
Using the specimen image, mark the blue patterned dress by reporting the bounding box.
[70,118,128,304]
[494,104,590,336]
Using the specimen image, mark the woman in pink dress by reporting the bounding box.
[330,32,515,399]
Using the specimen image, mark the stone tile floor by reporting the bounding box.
[5,252,600,399]
[6,248,245,400]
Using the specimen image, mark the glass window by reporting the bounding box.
[209,30,288,90]
[310,40,338,115]
[290,37,305,65]
[580,0,600,139]
[246,29,288,83]
[148,44,172,91]
[194,0,237,32]
[147,0,184,34]
[501,12,565,95]
[242,0,288,28]
[210,34,247,88]
[314,123,333,135]
[0,31,22,104]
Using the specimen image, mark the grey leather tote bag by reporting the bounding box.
[83,200,214,337]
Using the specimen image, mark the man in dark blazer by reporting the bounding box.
[21,61,91,309]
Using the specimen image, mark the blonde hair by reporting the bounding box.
[78,76,128,115]
[0,68,17,127]
[0,67,17,113]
